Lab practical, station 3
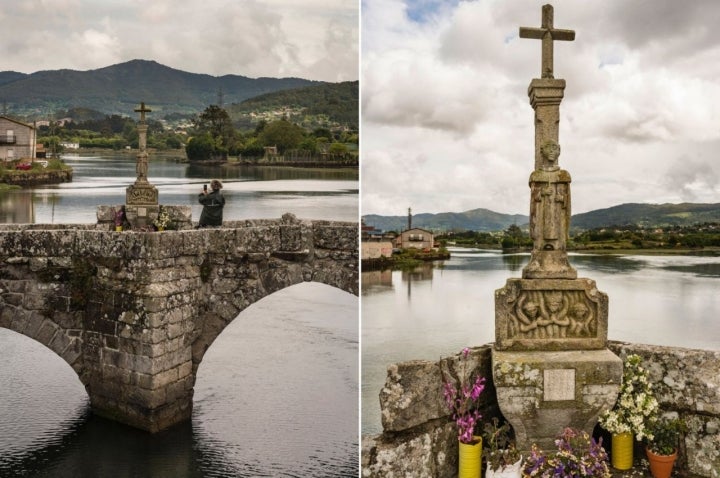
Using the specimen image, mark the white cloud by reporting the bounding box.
[0,0,357,81]
[362,0,720,217]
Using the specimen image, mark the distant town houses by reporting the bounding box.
[395,228,434,250]
[0,116,37,161]
[361,219,439,260]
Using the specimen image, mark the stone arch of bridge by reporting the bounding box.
[0,309,87,390]
[191,274,357,376]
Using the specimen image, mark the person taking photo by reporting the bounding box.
[198,179,225,227]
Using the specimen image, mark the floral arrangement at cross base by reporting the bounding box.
[441,347,486,444]
[114,206,125,231]
[599,353,659,441]
[153,206,171,231]
[483,417,522,477]
[522,428,611,477]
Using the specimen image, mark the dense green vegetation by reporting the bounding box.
[228,81,358,129]
[572,203,720,229]
[185,105,357,162]
[434,222,720,251]
[36,102,357,163]
[571,223,720,250]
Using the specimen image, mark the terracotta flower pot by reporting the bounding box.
[458,436,482,478]
[646,447,677,478]
[611,432,633,470]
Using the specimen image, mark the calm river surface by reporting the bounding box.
[0,152,359,477]
[0,151,358,223]
[361,248,720,435]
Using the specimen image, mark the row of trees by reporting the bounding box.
[435,222,720,250]
[185,105,357,161]
[37,104,358,162]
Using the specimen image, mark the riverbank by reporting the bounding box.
[362,249,451,271]
[1,161,73,186]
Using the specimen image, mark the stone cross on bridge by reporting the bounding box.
[519,4,575,79]
[134,101,151,124]
[492,4,622,453]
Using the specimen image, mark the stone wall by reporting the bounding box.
[362,342,720,478]
[0,215,358,432]
[2,169,73,186]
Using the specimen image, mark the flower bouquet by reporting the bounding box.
[523,428,611,477]
[599,354,659,440]
[441,347,486,478]
[114,206,125,231]
[599,353,658,469]
[483,417,522,477]
[441,347,486,444]
[153,206,171,231]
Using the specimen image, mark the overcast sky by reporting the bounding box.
[0,0,357,82]
[361,0,720,216]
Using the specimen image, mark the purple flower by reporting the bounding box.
[440,348,486,444]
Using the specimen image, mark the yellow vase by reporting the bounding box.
[458,436,482,478]
[115,225,122,232]
[612,432,633,470]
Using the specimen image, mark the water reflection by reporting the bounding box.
[500,253,526,272]
[1,284,358,477]
[0,153,358,224]
[362,248,720,435]
[361,269,393,295]
[0,191,34,223]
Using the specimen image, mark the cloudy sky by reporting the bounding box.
[361,0,720,217]
[0,0,357,82]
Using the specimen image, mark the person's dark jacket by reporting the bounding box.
[198,190,225,227]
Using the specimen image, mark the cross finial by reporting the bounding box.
[519,4,575,79]
[134,101,152,123]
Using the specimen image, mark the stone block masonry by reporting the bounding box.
[0,214,357,433]
[362,342,720,478]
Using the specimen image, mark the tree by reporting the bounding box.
[185,134,215,161]
[194,105,236,151]
[257,119,305,154]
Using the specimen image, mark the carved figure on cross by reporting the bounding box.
[519,4,575,79]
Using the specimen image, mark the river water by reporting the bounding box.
[1,152,358,223]
[0,152,359,477]
[361,248,720,436]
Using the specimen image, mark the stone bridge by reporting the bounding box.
[0,215,357,432]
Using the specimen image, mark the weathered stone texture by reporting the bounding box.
[362,422,457,478]
[608,342,720,477]
[492,349,621,451]
[363,342,720,478]
[0,216,357,433]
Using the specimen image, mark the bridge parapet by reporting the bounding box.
[0,215,357,432]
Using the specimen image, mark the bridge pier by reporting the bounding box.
[0,216,357,433]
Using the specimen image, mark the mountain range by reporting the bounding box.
[363,203,720,232]
[0,59,322,118]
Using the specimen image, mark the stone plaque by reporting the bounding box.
[544,369,575,401]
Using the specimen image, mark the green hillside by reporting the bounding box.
[0,59,321,117]
[364,203,720,233]
[571,203,720,229]
[363,208,528,232]
[227,81,358,129]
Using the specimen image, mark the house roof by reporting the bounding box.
[0,116,35,129]
[402,228,433,235]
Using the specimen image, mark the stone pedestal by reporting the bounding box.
[492,349,622,452]
[495,278,608,351]
[125,204,159,230]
